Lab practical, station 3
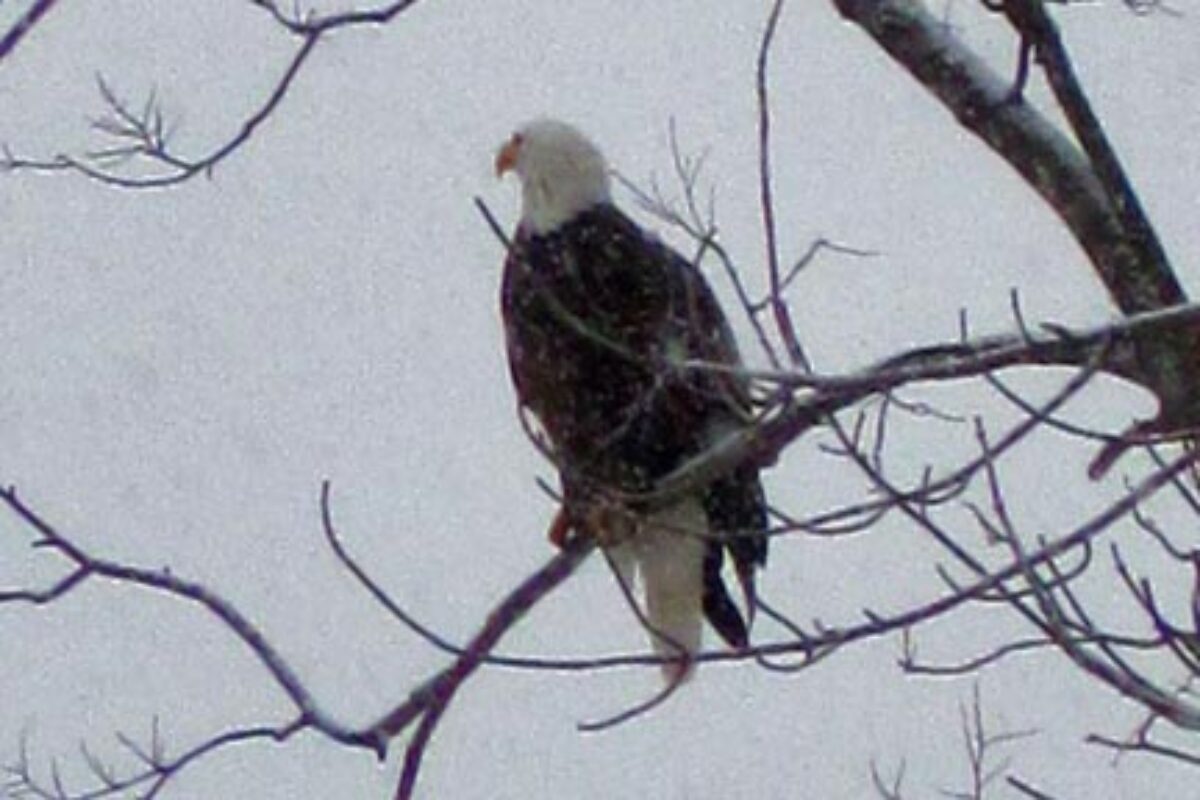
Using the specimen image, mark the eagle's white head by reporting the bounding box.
[495,118,612,235]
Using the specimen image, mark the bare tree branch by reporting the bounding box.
[0,483,594,798]
[1,1,424,187]
[995,0,1170,280]
[0,0,59,63]
[1007,774,1059,800]
[0,486,376,755]
[756,0,811,370]
[5,719,308,800]
[830,0,1200,471]
[379,535,594,799]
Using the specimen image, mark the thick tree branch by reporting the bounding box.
[829,0,1200,441]
[832,0,1185,314]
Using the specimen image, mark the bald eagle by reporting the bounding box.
[495,119,767,681]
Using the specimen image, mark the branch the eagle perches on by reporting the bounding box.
[4,293,1200,799]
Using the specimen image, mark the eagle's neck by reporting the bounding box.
[520,165,611,236]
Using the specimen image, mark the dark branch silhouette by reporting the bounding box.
[0,0,59,62]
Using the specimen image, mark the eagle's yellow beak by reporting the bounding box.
[495,134,522,177]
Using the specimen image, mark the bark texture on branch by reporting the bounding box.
[830,0,1200,439]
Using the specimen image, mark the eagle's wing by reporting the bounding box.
[645,222,769,646]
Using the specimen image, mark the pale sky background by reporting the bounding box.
[1,1,1199,798]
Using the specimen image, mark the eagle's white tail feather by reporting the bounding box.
[609,500,707,683]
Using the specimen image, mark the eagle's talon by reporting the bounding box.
[585,499,640,548]
[547,507,573,549]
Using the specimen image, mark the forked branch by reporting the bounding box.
[1,1,424,187]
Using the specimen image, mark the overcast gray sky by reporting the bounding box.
[2,1,1199,797]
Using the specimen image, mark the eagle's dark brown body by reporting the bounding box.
[500,203,767,648]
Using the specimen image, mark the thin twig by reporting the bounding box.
[755,0,809,369]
